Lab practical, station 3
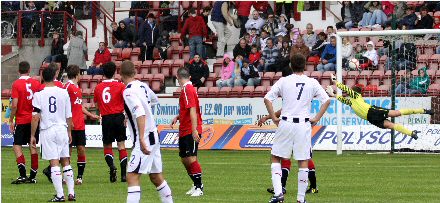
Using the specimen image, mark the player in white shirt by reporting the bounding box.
[30,67,76,202]
[264,54,330,203]
[120,61,173,203]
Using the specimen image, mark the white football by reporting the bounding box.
[348,58,359,70]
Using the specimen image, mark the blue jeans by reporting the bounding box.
[344,21,354,29]
[359,12,372,27]
[123,17,144,27]
[189,36,204,59]
[395,84,421,94]
[87,66,104,75]
[114,41,128,48]
[316,63,335,72]
[245,78,261,86]
[216,79,231,88]
[45,54,61,63]
[369,10,387,25]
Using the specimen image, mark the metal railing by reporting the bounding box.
[1,10,88,48]
[91,1,116,46]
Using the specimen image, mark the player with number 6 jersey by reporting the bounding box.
[94,62,128,183]
[9,61,41,184]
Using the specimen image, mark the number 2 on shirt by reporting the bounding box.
[296,83,305,100]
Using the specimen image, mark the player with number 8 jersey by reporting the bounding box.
[94,62,128,183]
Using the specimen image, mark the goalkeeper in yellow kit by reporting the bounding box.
[326,74,434,140]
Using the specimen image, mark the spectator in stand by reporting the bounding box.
[262,14,279,37]
[87,42,111,75]
[112,21,134,48]
[359,41,378,69]
[383,2,407,28]
[386,41,417,71]
[303,23,317,50]
[276,0,293,20]
[67,31,88,71]
[211,1,235,58]
[45,32,65,63]
[275,35,284,49]
[137,13,159,61]
[1,1,20,12]
[249,28,259,46]
[201,7,214,35]
[188,54,209,88]
[156,31,171,60]
[277,14,289,36]
[396,67,430,95]
[395,69,412,94]
[341,37,353,70]
[161,1,179,32]
[23,1,38,36]
[249,45,262,67]
[353,1,367,27]
[359,1,387,28]
[310,32,327,57]
[259,30,270,51]
[236,1,254,38]
[233,39,251,59]
[243,33,251,46]
[129,1,149,20]
[399,7,417,29]
[254,2,273,19]
[316,36,337,72]
[336,1,357,30]
[278,37,291,69]
[245,11,266,34]
[181,8,208,59]
[216,54,235,88]
[260,38,280,72]
[236,58,261,87]
[325,26,336,42]
[230,55,244,87]
[290,36,310,60]
[433,17,440,29]
[285,24,300,45]
[415,7,434,29]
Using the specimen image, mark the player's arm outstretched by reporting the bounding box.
[82,106,100,120]
[326,86,352,106]
[331,74,360,99]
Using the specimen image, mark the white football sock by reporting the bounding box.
[127,186,141,203]
[51,166,64,198]
[271,163,283,196]
[297,168,309,203]
[156,180,173,203]
[63,165,75,196]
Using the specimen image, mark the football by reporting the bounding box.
[348,58,360,70]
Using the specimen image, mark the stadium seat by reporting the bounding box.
[134,74,142,81]
[142,74,154,85]
[253,86,265,97]
[151,60,163,74]
[430,54,440,64]
[182,1,190,9]
[151,74,164,92]
[206,72,218,87]
[170,34,181,47]
[140,60,153,74]
[261,72,275,87]
[428,84,440,96]
[345,79,356,88]
[379,55,387,65]
[207,87,219,97]
[182,46,190,63]
[152,1,160,9]
[384,70,392,79]
[370,70,384,80]
[321,71,335,79]
[357,78,368,87]
[305,64,315,72]
[382,78,392,86]
[241,86,255,97]
[131,47,141,61]
[218,87,232,97]
[310,71,322,81]
[229,86,243,98]
[321,78,331,87]
[346,71,360,79]
[79,75,92,89]
[121,48,132,60]
[418,54,429,64]
[201,1,211,8]
[1,89,11,98]
[369,78,380,86]
[197,87,208,97]
[171,59,184,77]
[161,59,174,78]
[274,72,282,80]
[153,48,161,60]
[213,58,223,74]
[173,87,181,97]
[377,85,390,96]
[303,71,311,77]
[90,75,102,90]
[82,88,92,97]
[429,63,439,71]
[171,46,183,59]
[111,48,122,61]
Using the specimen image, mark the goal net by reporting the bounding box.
[333,29,440,154]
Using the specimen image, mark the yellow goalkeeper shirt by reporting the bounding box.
[335,82,371,120]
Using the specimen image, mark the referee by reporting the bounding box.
[326,74,434,140]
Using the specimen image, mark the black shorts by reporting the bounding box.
[179,134,200,158]
[102,113,127,145]
[367,106,390,129]
[13,124,39,145]
[70,130,86,147]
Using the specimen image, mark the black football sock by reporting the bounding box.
[308,170,317,188]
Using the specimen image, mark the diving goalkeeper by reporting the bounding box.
[326,74,434,140]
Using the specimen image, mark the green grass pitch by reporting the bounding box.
[2,147,440,202]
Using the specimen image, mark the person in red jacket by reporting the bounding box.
[87,42,111,75]
[236,1,254,38]
[181,8,208,59]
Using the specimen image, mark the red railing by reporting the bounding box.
[92,1,116,46]
[1,10,88,48]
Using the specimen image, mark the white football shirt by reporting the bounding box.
[264,74,329,118]
[32,86,72,130]
[123,80,157,150]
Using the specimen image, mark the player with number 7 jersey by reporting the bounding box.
[93,62,128,183]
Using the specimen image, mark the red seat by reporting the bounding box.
[161,59,173,78]
[322,71,335,79]
[121,48,132,60]
[140,60,153,74]
[369,78,380,86]
[377,85,390,96]
[383,78,392,86]
[1,89,12,98]
[207,87,219,97]
[197,87,208,97]
[359,70,372,79]
[370,70,384,79]
[173,87,181,98]
[321,79,331,87]
[241,86,254,97]
[131,47,141,61]
[170,34,181,47]
[229,86,243,98]
[346,71,359,79]
[141,74,154,85]
[303,71,311,77]
[213,58,223,74]
[151,74,164,92]
[111,48,122,61]
[171,46,183,59]
[345,79,356,88]
[182,46,190,63]
[151,60,163,75]
[305,64,315,72]
[79,75,92,89]
[428,84,440,96]
[253,86,265,97]
[261,72,275,87]
[218,87,232,97]
[82,88,92,97]
[90,75,103,90]
[206,72,218,88]
[310,71,322,81]
[171,59,184,77]
[153,48,161,60]
[274,72,282,80]
[357,78,368,87]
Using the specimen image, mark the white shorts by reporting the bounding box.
[40,125,70,160]
[127,143,162,174]
[271,120,312,160]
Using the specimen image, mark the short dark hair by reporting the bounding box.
[102,62,116,79]
[42,66,56,83]
[18,61,30,74]
[120,60,136,78]
[75,30,82,37]
[420,6,428,11]
[282,66,293,77]
[48,62,59,72]
[327,26,334,30]
[352,86,362,94]
[66,65,80,79]
[177,67,190,79]
[189,8,196,15]
[251,44,258,49]
[203,7,211,12]
[330,36,336,41]
[290,54,306,72]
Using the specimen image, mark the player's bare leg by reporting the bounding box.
[181,156,203,196]
[149,173,173,203]
[383,120,419,140]
[48,159,65,202]
[126,173,142,203]
[75,146,86,185]
[117,142,128,182]
[60,157,76,201]
[269,155,285,203]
